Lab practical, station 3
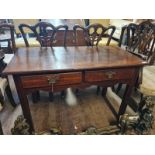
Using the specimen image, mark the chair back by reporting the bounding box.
[0,24,16,53]
[73,23,116,46]
[119,20,155,65]
[19,22,68,47]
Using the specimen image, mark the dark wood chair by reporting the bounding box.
[0,24,16,53]
[119,20,155,55]
[0,24,16,107]
[19,21,68,47]
[73,23,116,46]
[73,23,116,95]
[0,50,16,107]
[19,22,69,102]
[116,20,155,106]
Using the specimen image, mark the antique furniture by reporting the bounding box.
[3,46,145,133]
[40,19,86,46]
[0,24,16,53]
[85,19,133,45]
[73,23,116,46]
[16,19,84,47]
[116,20,155,103]
[0,50,16,107]
[0,24,16,107]
[119,20,155,48]
[19,22,69,47]
[17,20,119,47]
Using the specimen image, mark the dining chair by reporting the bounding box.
[19,21,68,47]
[19,22,69,102]
[119,20,155,50]
[0,50,16,108]
[116,20,155,91]
[0,24,16,108]
[116,20,155,110]
[73,23,116,47]
[73,23,116,95]
[0,24,16,53]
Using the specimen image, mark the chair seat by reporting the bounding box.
[0,77,8,97]
[139,66,155,96]
[15,38,40,48]
[98,38,118,46]
[4,54,14,64]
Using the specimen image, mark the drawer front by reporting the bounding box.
[21,72,82,88]
[85,68,135,82]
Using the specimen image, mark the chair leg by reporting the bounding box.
[136,93,145,112]
[116,83,123,93]
[49,92,54,102]
[0,90,4,106]
[96,86,100,95]
[49,91,65,101]
[5,85,16,107]
[61,90,66,98]
[102,87,107,97]
[31,91,40,103]
[111,86,115,92]
[75,88,80,96]
[140,93,143,103]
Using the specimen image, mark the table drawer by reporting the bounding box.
[85,68,135,82]
[21,72,82,88]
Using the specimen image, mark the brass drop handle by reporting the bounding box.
[105,71,116,79]
[47,75,59,85]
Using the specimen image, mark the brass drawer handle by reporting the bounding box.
[105,71,116,79]
[47,75,59,85]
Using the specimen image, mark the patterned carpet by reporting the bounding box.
[0,85,155,135]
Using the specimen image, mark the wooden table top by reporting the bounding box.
[3,46,146,75]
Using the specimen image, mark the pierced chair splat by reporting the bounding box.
[73,23,116,46]
[19,22,69,47]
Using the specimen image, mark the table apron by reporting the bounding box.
[18,67,139,94]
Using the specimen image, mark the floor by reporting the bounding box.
[0,77,155,134]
